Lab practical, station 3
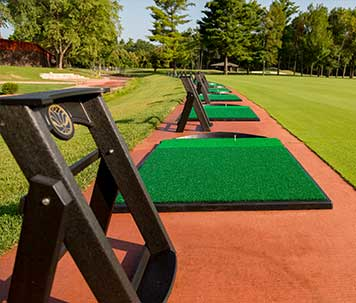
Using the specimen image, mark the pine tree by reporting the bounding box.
[263,2,286,74]
[304,4,332,76]
[199,0,262,75]
[148,0,194,71]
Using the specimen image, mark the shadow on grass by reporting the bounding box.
[114,118,135,124]
[0,203,19,217]
[115,115,163,129]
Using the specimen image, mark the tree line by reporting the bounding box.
[149,0,356,78]
[1,0,356,78]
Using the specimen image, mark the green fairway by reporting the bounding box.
[0,74,184,255]
[208,75,356,187]
[189,105,259,121]
[116,138,328,207]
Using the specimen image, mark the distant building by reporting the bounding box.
[211,62,239,72]
[0,39,55,67]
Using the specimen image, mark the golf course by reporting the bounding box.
[1,72,356,254]
[209,75,356,187]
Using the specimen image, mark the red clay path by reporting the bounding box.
[77,75,129,91]
[1,88,356,302]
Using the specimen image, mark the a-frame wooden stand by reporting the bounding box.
[177,76,211,132]
[0,88,176,303]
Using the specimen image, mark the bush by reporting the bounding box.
[1,82,19,95]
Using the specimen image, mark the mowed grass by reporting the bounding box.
[0,74,184,255]
[208,75,356,187]
[15,83,72,94]
[0,65,97,82]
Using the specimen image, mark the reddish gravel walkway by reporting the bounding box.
[1,88,356,302]
[76,76,129,91]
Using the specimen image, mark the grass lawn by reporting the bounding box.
[208,75,356,188]
[0,74,184,255]
[15,83,72,94]
[0,65,98,82]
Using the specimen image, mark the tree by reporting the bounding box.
[277,0,298,23]
[304,4,332,76]
[0,0,10,38]
[9,0,121,68]
[240,0,265,74]
[328,8,350,77]
[288,13,307,75]
[148,0,194,71]
[178,28,202,69]
[337,9,356,78]
[276,0,298,74]
[263,1,286,74]
[199,0,263,75]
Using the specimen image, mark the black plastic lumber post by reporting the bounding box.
[0,88,176,303]
[177,76,211,132]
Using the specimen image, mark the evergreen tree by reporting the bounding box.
[338,9,356,78]
[199,0,262,75]
[304,4,333,76]
[276,0,298,74]
[148,0,194,71]
[328,8,350,77]
[263,1,286,73]
[289,13,307,75]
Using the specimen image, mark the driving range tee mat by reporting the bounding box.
[189,105,259,121]
[115,137,331,212]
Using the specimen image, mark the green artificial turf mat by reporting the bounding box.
[189,105,259,120]
[116,138,329,207]
[208,82,225,87]
[193,80,225,88]
[208,87,231,93]
[199,93,242,101]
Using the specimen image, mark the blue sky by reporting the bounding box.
[2,0,356,41]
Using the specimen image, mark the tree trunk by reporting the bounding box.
[336,56,341,78]
[327,68,332,78]
[320,65,324,77]
[310,63,314,77]
[343,63,347,78]
[277,57,281,75]
[293,55,297,76]
[58,52,64,69]
[262,60,266,76]
[173,61,177,74]
[224,55,228,75]
[350,56,354,79]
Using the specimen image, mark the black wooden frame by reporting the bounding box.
[0,88,176,303]
[177,76,211,132]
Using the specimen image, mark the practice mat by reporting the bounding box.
[189,105,259,121]
[199,93,242,102]
[208,87,231,93]
[115,138,331,211]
